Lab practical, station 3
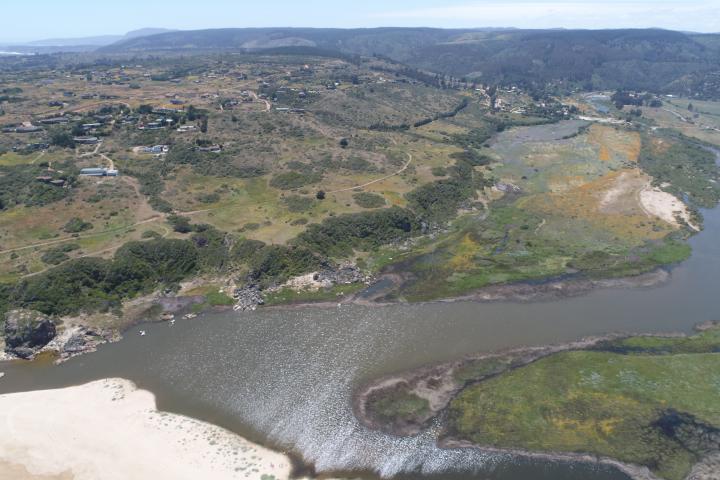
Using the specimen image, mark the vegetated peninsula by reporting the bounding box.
[0,28,719,361]
[354,323,720,480]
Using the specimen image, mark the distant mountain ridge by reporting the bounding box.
[2,28,175,52]
[100,27,720,94]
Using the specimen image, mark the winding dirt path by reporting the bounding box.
[249,91,271,112]
[326,152,413,194]
[0,216,163,256]
[29,150,46,165]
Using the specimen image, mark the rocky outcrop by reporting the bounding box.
[233,284,264,311]
[315,263,367,286]
[44,325,115,362]
[3,309,56,359]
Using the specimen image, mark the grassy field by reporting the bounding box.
[0,174,165,281]
[2,53,719,318]
[641,97,720,145]
[448,326,720,480]
[389,119,693,301]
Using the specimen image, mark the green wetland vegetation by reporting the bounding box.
[359,325,720,480]
[448,325,720,480]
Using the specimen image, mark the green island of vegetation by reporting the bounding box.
[357,324,720,480]
[449,326,720,480]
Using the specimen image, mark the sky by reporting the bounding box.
[1,0,719,43]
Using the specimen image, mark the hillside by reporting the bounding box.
[102,27,720,95]
[0,45,719,353]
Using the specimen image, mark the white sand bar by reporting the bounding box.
[0,379,292,480]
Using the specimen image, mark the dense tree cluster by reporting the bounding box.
[296,207,420,257]
[5,239,198,316]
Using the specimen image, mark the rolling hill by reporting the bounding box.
[100,27,720,94]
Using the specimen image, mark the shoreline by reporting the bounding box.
[353,333,638,435]
[263,267,671,311]
[0,378,294,480]
[438,439,662,480]
[0,266,688,480]
[352,324,716,480]
[0,266,671,365]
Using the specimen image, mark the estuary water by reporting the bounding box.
[1,207,720,480]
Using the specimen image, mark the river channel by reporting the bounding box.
[2,210,720,480]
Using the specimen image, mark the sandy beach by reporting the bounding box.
[0,378,292,480]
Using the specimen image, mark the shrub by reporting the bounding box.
[191,227,231,271]
[407,179,472,222]
[344,156,376,172]
[196,192,220,204]
[283,195,316,213]
[353,192,386,208]
[142,230,161,239]
[62,217,93,233]
[450,149,492,166]
[248,245,322,286]
[49,130,75,149]
[431,166,448,177]
[231,238,266,263]
[296,207,420,257]
[167,214,192,233]
[270,171,322,190]
[40,243,80,265]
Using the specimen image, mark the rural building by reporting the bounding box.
[15,125,43,133]
[80,167,118,177]
[196,144,222,153]
[73,136,99,145]
[141,145,169,154]
[39,117,69,125]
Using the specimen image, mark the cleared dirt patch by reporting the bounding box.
[640,187,697,230]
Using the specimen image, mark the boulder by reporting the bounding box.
[3,309,56,359]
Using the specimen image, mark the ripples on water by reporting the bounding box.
[4,210,719,479]
[144,306,624,479]
[155,308,499,476]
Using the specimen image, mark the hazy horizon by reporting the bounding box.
[2,0,718,43]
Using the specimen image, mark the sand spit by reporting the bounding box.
[0,379,292,480]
